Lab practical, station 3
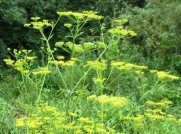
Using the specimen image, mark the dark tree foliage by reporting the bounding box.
[0,0,146,63]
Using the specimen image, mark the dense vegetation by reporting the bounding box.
[0,0,181,133]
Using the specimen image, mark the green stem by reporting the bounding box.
[36,74,46,102]
[39,29,69,91]
[21,74,29,103]
[71,37,120,92]
[138,80,161,102]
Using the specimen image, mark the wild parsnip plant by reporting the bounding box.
[2,10,181,134]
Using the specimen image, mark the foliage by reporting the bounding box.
[118,0,181,72]
[0,0,146,62]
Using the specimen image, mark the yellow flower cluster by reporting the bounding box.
[123,99,180,131]
[111,61,147,75]
[16,104,120,133]
[55,41,65,48]
[93,77,106,85]
[78,117,94,124]
[145,100,176,121]
[57,11,103,20]
[150,70,180,80]
[32,67,51,75]
[4,49,37,74]
[65,42,84,53]
[83,42,96,51]
[109,19,137,37]
[111,61,180,80]
[26,56,37,61]
[24,17,53,30]
[49,57,78,67]
[16,117,41,128]
[86,60,107,72]
[55,41,106,53]
[144,108,177,122]
[124,114,144,122]
[3,59,15,65]
[31,17,41,21]
[114,19,128,25]
[87,95,127,108]
[109,28,137,37]
[146,100,173,108]
[64,23,73,28]
[13,59,30,74]
[144,111,165,120]
[96,41,107,49]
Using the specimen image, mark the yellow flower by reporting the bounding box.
[78,117,94,124]
[109,96,127,108]
[135,70,144,75]
[92,77,106,85]
[145,113,164,120]
[26,118,41,128]
[64,23,72,28]
[97,42,107,49]
[55,41,64,48]
[24,23,31,27]
[41,105,58,113]
[3,59,15,65]
[65,42,84,53]
[26,56,36,61]
[16,118,26,127]
[89,95,127,108]
[114,19,128,25]
[129,30,137,36]
[43,116,50,121]
[31,17,41,21]
[150,70,158,73]
[97,95,110,105]
[111,61,125,67]
[152,71,180,80]
[83,42,96,51]
[87,95,97,101]
[132,115,144,122]
[56,55,65,60]
[50,58,76,67]
[108,27,137,37]
[32,67,51,75]
[69,112,79,117]
[146,100,172,107]
[57,11,103,21]
[86,60,107,71]
[95,127,106,133]
[29,19,52,30]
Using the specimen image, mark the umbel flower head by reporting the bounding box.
[24,17,53,30]
[108,27,137,37]
[49,57,78,67]
[108,19,137,37]
[57,11,103,21]
[87,95,127,108]
[93,77,106,85]
[146,100,173,108]
[150,70,180,80]
[64,23,73,28]
[32,67,51,75]
[86,60,107,72]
